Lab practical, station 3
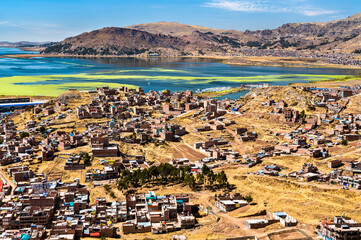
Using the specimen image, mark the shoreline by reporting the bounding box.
[2,52,361,70]
[225,56,361,70]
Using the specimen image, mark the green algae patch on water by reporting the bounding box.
[138,74,356,84]
[93,68,191,75]
[0,71,358,97]
[0,74,138,96]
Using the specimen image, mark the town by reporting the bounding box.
[0,82,361,240]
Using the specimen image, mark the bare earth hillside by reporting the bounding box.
[43,13,361,56]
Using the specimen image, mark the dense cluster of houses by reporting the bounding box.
[0,86,230,238]
[16,86,247,178]
[0,173,122,239]
[77,86,239,121]
[264,99,300,123]
[122,192,197,234]
[245,85,361,190]
[237,48,361,67]
[74,86,242,147]
[288,163,330,182]
[0,167,199,239]
[85,155,149,182]
[0,83,361,239]
[318,215,361,240]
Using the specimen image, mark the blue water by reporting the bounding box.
[0,47,36,56]
[216,91,249,100]
[1,47,361,99]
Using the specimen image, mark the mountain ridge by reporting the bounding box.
[43,12,361,56]
[42,27,222,56]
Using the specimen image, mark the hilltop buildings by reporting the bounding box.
[122,192,197,234]
[318,216,361,240]
[0,83,360,239]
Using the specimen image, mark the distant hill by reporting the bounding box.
[126,21,240,37]
[42,27,222,56]
[128,14,361,53]
[43,12,361,56]
[126,22,244,50]
[0,41,53,47]
[240,13,361,52]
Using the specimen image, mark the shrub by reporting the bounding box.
[244,195,253,203]
[20,132,29,139]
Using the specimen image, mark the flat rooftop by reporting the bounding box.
[0,100,47,108]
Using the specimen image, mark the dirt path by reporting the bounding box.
[327,146,361,161]
[225,126,246,155]
[193,190,316,239]
[0,169,15,193]
[169,142,208,161]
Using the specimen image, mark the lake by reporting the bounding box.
[1,47,361,97]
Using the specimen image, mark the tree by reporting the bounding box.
[184,173,191,185]
[148,166,159,181]
[299,110,306,119]
[244,195,253,203]
[196,173,204,184]
[140,169,148,185]
[184,166,191,173]
[83,152,92,166]
[188,175,196,189]
[20,132,29,139]
[116,163,229,191]
[180,167,185,181]
[39,126,46,134]
[207,171,215,186]
[202,165,211,175]
[217,171,228,187]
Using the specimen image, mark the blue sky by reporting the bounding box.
[0,0,360,42]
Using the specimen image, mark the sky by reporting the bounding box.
[0,0,360,42]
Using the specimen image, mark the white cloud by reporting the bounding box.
[206,0,267,12]
[205,0,337,16]
[301,10,337,17]
[0,21,9,25]
[206,0,268,12]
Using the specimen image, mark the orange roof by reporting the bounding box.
[90,232,100,237]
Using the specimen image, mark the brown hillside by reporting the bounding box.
[128,14,361,53]
[42,27,222,56]
[126,21,241,37]
[43,12,361,56]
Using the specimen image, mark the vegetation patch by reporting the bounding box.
[118,164,232,191]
